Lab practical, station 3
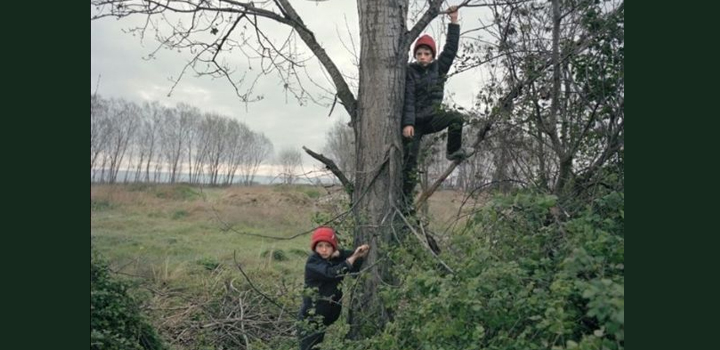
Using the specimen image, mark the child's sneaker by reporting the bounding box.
[446,148,469,161]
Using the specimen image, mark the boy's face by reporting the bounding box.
[415,47,433,66]
[315,241,335,259]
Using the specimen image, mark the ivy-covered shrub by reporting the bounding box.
[91,252,165,350]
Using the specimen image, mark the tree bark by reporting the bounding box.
[347,0,410,338]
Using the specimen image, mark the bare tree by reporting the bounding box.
[189,112,216,184]
[178,103,203,183]
[222,119,251,185]
[105,98,139,183]
[91,95,110,177]
[276,147,302,185]
[159,104,197,183]
[152,116,166,183]
[479,0,625,197]
[159,107,181,183]
[239,131,273,185]
[140,102,165,183]
[416,0,624,206]
[202,114,228,185]
[129,101,162,182]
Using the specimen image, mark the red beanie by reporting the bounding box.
[414,34,437,58]
[310,226,338,251]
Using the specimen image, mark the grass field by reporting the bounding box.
[91,183,472,283]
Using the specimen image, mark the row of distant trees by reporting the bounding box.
[91,95,306,185]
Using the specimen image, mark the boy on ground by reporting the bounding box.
[297,227,370,350]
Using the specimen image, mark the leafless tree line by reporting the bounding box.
[91,95,274,185]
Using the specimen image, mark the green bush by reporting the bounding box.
[303,188,321,199]
[91,253,164,350]
[154,184,200,201]
[171,210,189,220]
[289,248,310,258]
[325,191,624,350]
[196,257,221,271]
[261,248,288,262]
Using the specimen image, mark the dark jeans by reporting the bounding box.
[402,109,464,200]
[298,327,325,350]
[298,301,341,350]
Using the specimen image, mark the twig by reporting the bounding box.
[233,251,284,309]
[393,206,454,274]
[328,93,338,116]
[239,291,250,349]
[416,117,495,209]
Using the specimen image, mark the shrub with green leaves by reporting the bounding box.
[323,191,623,350]
[261,248,289,261]
[91,253,164,350]
[153,184,200,201]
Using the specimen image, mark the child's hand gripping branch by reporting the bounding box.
[347,244,370,266]
[446,5,459,23]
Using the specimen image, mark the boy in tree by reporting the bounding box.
[402,5,467,203]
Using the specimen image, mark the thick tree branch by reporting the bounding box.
[303,146,354,195]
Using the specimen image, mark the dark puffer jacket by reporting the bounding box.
[298,250,363,325]
[402,23,460,127]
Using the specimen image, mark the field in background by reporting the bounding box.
[91,183,474,283]
[91,184,475,293]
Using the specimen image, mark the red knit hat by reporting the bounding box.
[310,226,338,251]
[414,34,437,58]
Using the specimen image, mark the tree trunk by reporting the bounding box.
[348,0,408,338]
[555,155,573,194]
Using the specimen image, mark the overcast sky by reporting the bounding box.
[91,2,491,170]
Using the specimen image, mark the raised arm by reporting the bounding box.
[438,6,460,75]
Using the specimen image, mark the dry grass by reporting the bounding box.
[423,188,490,235]
[90,183,474,287]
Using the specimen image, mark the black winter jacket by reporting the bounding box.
[402,23,460,127]
[299,250,363,325]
